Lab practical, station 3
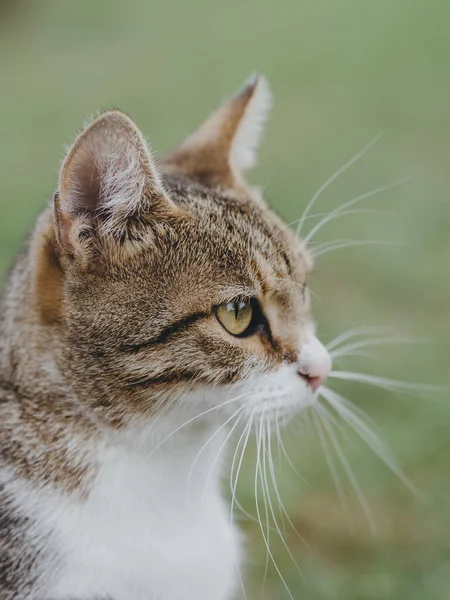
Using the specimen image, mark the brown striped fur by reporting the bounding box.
[0,75,317,598]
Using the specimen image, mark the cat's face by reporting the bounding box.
[46,76,331,427]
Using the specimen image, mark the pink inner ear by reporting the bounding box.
[68,149,102,217]
[56,110,176,253]
[59,111,152,223]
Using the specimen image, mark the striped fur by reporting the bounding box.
[0,76,330,599]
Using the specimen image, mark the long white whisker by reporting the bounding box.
[149,391,252,456]
[261,423,305,583]
[296,133,382,237]
[326,326,393,351]
[229,413,261,525]
[332,350,381,362]
[271,210,393,263]
[311,407,351,526]
[316,403,376,532]
[304,208,396,245]
[314,239,403,258]
[256,421,272,598]
[230,416,254,514]
[186,405,245,497]
[274,415,283,469]
[329,371,447,396]
[230,415,254,600]
[330,336,432,359]
[320,387,421,496]
[261,212,340,254]
[315,401,355,446]
[255,419,294,600]
[261,421,271,600]
[312,238,364,253]
[303,176,409,243]
[263,423,286,538]
[201,412,244,501]
[276,420,308,485]
[267,422,308,548]
[321,386,382,434]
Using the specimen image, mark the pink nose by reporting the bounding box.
[298,336,332,391]
[298,370,327,391]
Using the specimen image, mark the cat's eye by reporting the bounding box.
[215,300,253,336]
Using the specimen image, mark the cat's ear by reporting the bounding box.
[164,74,272,187]
[54,110,175,255]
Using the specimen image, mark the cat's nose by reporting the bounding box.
[297,335,332,391]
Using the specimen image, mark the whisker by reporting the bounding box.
[326,326,393,351]
[330,336,432,359]
[321,386,382,434]
[230,415,255,600]
[276,419,308,485]
[270,209,395,264]
[201,412,244,501]
[229,413,261,525]
[254,419,295,600]
[315,401,355,446]
[313,239,404,258]
[148,391,252,456]
[329,370,447,396]
[311,407,351,525]
[304,208,396,245]
[320,387,421,496]
[332,350,381,362]
[261,212,339,254]
[261,422,272,600]
[186,405,245,498]
[315,403,376,532]
[296,133,383,237]
[303,176,410,244]
[261,423,305,582]
[266,423,308,548]
[263,423,286,538]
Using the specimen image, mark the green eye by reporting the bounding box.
[216,300,253,336]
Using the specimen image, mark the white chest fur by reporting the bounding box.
[32,424,241,600]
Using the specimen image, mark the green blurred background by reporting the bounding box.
[0,1,449,598]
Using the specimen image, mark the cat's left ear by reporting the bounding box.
[163,74,272,188]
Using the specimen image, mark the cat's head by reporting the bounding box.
[42,75,331,427]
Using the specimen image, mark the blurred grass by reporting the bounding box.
[0,1,449,598]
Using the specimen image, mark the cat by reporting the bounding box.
[0,75,332,600]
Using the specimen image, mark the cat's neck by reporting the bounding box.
[101,414,229,508]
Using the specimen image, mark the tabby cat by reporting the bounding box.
[0,75,331,599]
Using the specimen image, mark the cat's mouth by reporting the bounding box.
[241,388,317,426]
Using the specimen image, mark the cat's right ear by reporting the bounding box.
[54,111,177,258]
